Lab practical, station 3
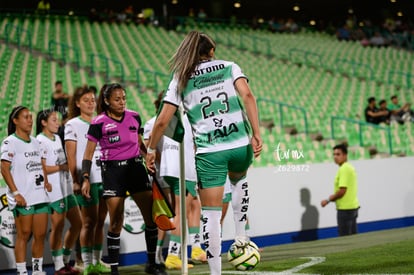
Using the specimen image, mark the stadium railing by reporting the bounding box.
[48,40,80,69]
[4,23,32,52]
[136,68,169,93]
[334,58,375,81]
[89,53,125,84]
[257,98,309,135]
[288,48,323,68]
[387,70,414,89]
[330,116,393,155]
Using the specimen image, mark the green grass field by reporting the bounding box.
[117,226,414,274]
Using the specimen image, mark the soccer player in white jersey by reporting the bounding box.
[143,91,171,268]
[1,106,52,275]
[159,113,206,269]
[146,31,262,275]
[36,109,81,275]
[64,87,110,275]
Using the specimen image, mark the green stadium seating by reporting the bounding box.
[1,15,414,167]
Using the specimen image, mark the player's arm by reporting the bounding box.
[1,160,27,206]
[143,125,163,163]
[41,158,52,192]
[146,102,177,173]
[144,136,150,147]
[1,160,18,195]
[65,140,81,194]
[81,139,97,199]
[44,161,67,174]
[235,77,262,158]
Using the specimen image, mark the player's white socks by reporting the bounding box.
[62,247,72,264]
[16,262,27,275]
[168,235,181,257]
[51,250,65,271]
[230,177,249,239]
[32,257,43,272]
[155,239,165,264]
[189,226,202,248]
[93,246,103,265]
[201,208,222,275]
[81,249,93,268]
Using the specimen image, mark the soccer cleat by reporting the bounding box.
[93,262,111,273]
[144,263,168,275]
[191,247,207,263]
[65,264,81,275]
[83,264,98,275]
[54,266,70,275]
[99,260,111,269]
[164,255,194,270]
[74,261,84,272]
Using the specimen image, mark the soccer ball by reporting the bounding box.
[227,240,261,270]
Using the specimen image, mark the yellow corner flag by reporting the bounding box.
[152,175,176,231]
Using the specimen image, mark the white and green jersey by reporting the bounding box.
[37,133,73,202]
[159,114,196,181]
[64,116,102,183]
[143,116,164,153]
[164,60,250,154]
[1,134,49,209]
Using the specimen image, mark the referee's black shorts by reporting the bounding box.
[101,157,151,198]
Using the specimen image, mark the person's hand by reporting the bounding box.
[73,182,81,195]
[321,199,329,207]
[15,194,27,207]
[45,181,52,192]
[251,135,262,158]
[81,179,91,199]
[145,151,156,174]
[59,163,69,172]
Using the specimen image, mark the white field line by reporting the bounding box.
[282,257,326,273]
[195,256,413,274]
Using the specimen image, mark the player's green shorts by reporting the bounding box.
[196,144,253,188]
[76,182,103,207]
[49,198,67,214]
[12,203,50,217]
[163,176,197,197]
[65,194,79,210]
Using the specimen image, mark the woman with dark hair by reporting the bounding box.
[81,83,166,275]
[36,109,81,275]
[1,106,52,275]
[64,87,110,274]
[145,31,262,275]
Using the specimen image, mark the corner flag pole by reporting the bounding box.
[178,105,188,274]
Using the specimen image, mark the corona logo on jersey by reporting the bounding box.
[0,193,16,248]
[123,196,145,234]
